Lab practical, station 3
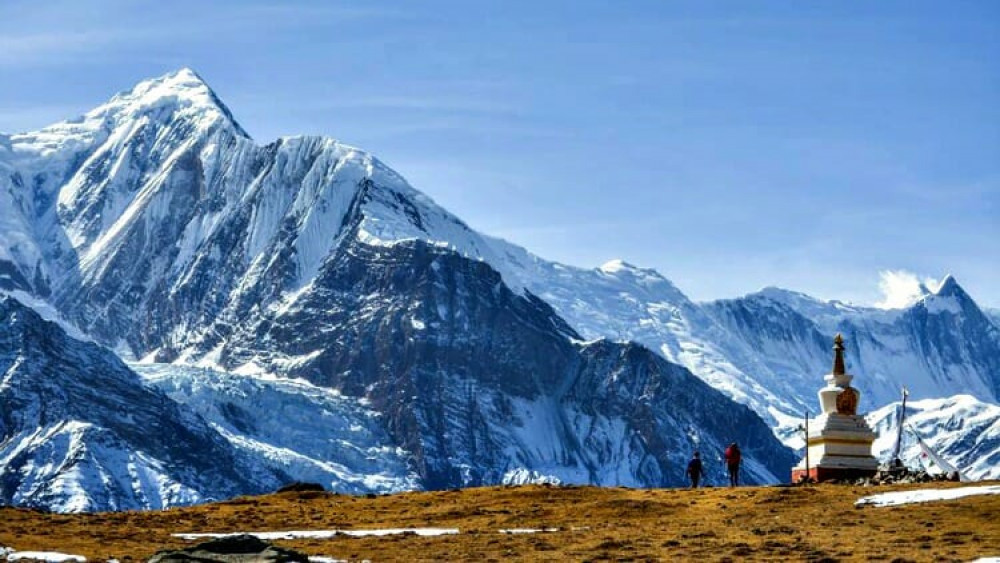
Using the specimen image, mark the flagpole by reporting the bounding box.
[891,387,908,468]
[796,410,810,483]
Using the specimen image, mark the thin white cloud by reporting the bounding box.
[875,269,940,309]
[0,104,87,133]
[0,31,121,65]
[0,1,404,68]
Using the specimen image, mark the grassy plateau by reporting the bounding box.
[1,481,998,561]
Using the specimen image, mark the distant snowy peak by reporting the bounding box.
[598,259,641,275]
[744,274,976,325]
[598,259,675,286]
[708,272,1000,413]
[873,272,969,311]
[931,274,960,296]
[913,274,972,315]
[748,286,864,326]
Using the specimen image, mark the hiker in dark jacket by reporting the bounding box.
[686,451,704,488]
[724,442,741,487]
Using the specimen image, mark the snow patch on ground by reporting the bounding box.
[499,528,560,534]
[5,550,86,562]
[855,485,1000,507]
[501,468,563,486]
[173,528,459,541]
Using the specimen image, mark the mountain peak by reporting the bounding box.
[594,259,685,298]
[597,259,669,282]
[757,286,814,301]
[909,274,975,316]
[89,67,249,138]
[113,67,213,104]
[169,66,205,82]
[933,274,963,297]
[599,259,637,274]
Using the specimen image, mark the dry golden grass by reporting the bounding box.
[1,481,998,561]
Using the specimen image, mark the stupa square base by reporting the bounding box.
[792,465,877,483]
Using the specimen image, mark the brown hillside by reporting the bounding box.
[2,482,998,561]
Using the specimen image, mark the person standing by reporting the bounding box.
[686,451,704,488]
[724,442,742,487]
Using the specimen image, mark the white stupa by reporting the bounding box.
[792,334,878,482]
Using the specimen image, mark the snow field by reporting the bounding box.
[3,550,86,562]
[855,485,1000,507]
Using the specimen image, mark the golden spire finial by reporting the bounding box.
[832,333,846,375]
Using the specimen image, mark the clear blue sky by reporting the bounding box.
[2,0,997,307]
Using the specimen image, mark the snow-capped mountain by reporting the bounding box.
[0,68,521,358]
[485,236,1000,443]
[493,243,1000,438]
[869,395,1000,480]
[484,245,813,429]
[0,69,797,511]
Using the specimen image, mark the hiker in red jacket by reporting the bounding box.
[686,451,704,488]
[724,442,741,487]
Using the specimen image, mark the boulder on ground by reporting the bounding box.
[276,482,326,493]
[147,534,310,562]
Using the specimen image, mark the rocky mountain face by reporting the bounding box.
[206,238,792,488]
[0,296,283,511]
[0,70,796,510]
